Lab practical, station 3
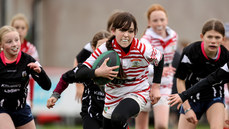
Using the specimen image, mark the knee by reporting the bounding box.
[111,112,128,128]
[210,124,223,129]
[155,124,168,129]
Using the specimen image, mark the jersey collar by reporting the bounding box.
[0,51,22,65]
[201,41,221,62]
[113,38,136,57]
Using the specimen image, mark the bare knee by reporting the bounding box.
[155,123,168,129]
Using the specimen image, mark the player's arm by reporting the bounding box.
[176,78,191,108]
[152,55,164,84]
[169,74,220,108]
[73,58,84,102]
[47,63,96,109]
[150,55,164,105]
[176,78,198,124]
[94,58,119,80]
[28,62,51,91]
[47,59,118,109]
[180,64,229,102]
[47,46,92,108]
[54,59,118,95]
[172,51,192,109]
[169,63,229,106]
[169,77,211,107]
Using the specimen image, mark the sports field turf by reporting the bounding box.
[37,124,210,129]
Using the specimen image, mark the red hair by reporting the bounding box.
[147,4,167,20]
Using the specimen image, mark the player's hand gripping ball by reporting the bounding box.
[92,50,120,85]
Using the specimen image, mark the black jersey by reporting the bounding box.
[80,81,105,121]
[179,62,229,102]
[76,43,93,63]
[0,52,51,111]
[175,41,229,102]
[75,43,104,122]
[57,65,104,121]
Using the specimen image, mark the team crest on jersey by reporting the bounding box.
[22,71,27,77]
[104,106,110,113]
[131,59,141,67]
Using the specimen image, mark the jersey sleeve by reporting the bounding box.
[30,47,39,61]
[207,62,229,84]
[76,48,92,63]
[30,61,51,91]
[179,77,210,102]
[141,41,163,66]
[26,42,39,61]
[53,64,96,94]
[140,34,151,45]
[152,55,164,83]
[174,47,192,80]
[83,43,107,68]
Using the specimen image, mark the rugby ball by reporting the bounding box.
[92,50,120,85]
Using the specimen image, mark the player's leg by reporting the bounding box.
[14,105,35,129]
[0,113,15,129]
[177,114,197,129]
[135,111,149,129]
[224,85,229,129]
[224,106,229,129]
[103,115,130,129]
[16,120,36,129]
[153,104,169,129]
[177,101,200,129]
[206,102,224,129]
[135,99,151,129]
[103,117,113,129]
[111,98,140,129]
[82,115,101,129]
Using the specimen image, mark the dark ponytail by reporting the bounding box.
[106,35,115,50]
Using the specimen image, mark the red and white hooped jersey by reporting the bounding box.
[21,39,39,61]
[83,38,162,106]
[141,27,178,95]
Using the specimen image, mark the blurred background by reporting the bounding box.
[1,0,229,128]
[1,0,229,67]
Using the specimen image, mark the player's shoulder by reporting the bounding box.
[21,51,36,62]
[96,42,108,53]
[25,41,36,48]
[179,41,202,63]
[220,45,229,55]
[183,41,201,53]
[166,26,178,36]
[84,42,93,53]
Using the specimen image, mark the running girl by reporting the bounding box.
[47,12,164,129]
[0,26,51,129]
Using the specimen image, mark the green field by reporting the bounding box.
[37,124,210,129]
[35,115,210,129]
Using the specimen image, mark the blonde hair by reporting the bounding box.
[10,13,29,29]
[0,26,18,51]
[0,26,17,42]
[147,4,167,21]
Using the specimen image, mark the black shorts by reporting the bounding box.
[180,97,225,120]
[0,104,34,127]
